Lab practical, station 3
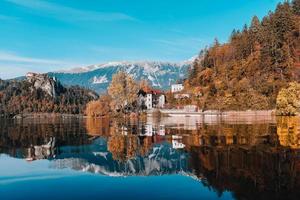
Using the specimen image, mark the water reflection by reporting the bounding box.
[0,115,300,199]
[277,117,300,149]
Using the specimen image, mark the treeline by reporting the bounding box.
[186,0,300,110]
[0,78,97,117]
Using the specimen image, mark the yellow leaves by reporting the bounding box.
[276,82,300,115]
[139,79,150,91]
[277,116,300,149]
[214,80,225,91]
[85,95,111,117]
[108,135,126,161]
[108,71,139,112]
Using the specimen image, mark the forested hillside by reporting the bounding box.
[0,73,98,117]
[186,0,300,110]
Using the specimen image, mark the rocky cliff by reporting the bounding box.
[26,72,63,98]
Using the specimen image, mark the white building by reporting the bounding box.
[138,89,165,110]
[158,95,165,108]
[171,84,184,93]
[145,94,153,109]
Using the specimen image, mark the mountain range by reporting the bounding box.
[48,60,193,93]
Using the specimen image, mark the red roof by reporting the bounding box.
[144,87,163,95]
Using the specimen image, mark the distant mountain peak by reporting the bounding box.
[49,59,192,93]
[57,59,193,74]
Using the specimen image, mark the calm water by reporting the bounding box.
[0,115,300,200]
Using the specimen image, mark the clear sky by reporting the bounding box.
[0,0,283,79]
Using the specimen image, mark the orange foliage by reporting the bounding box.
[85,95,111,117]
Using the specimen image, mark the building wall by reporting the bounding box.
[171,84,184,93]
[158,95,165,108]
[146,94,153,109]
[139,93,165,110]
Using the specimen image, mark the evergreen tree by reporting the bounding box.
[249,16,261,46]
[292,0,300,15]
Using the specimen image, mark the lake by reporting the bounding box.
[0,114,300,200]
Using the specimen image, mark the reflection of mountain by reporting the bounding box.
[52,138,189,177]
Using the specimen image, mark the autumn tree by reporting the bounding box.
[85,95,111,117]
[292,0,300,15]
[139,79,150,90]
[108,135,126,161]
[185,1,300,111]
[108,71,138,113]
[276,82,300,116]
[0,78,97,117]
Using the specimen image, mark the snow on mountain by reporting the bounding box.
[92,75,108,84]
[48,59,193,93]
[51,140,191,177]
[58,60,192,74]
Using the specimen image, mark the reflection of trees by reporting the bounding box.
[139,137,153,157]
[127,136,138,159]
[277,117,300,149]
[4,116,300,199]
[106,121,155,161]
[182,117,300,199]
[171,123,277,152]
[107,133,152,162]
[108,135,126,161]
[0,118,92,159]
[189,146,300,199]
[85,117,110,136]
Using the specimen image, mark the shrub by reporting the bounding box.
[276,82,300,116]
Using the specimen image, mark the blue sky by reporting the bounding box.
[0,0,283,79]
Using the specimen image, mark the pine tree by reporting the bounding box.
[292,0,300,15]
[249,16,261,46]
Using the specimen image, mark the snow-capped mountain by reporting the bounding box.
[48,60,193,93]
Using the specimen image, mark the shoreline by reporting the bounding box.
[0,109,295,120]
[150,109,275,117]
[10,113,84,119]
